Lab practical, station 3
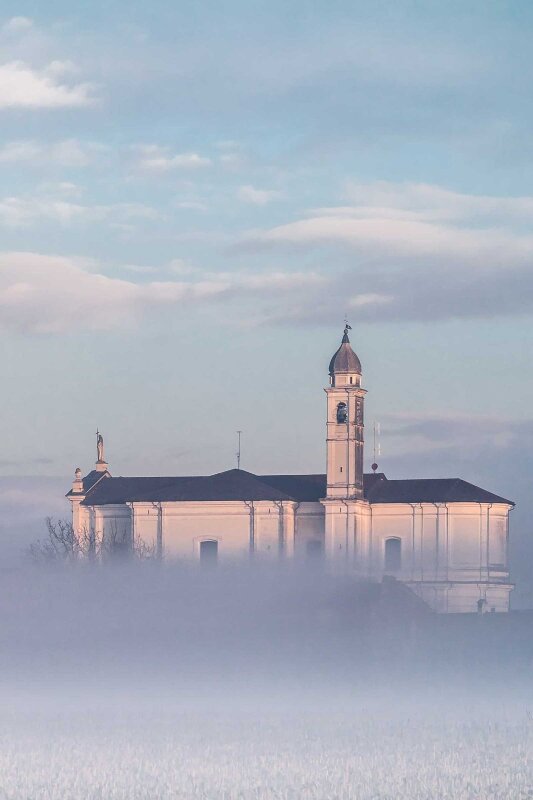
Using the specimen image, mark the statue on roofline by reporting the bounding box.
[96,429,105,463]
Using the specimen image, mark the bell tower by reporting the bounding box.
[322,325,369,568]
[325,325,366,498]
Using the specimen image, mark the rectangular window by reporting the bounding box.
[384,538,402,572]
[200,539,218,566]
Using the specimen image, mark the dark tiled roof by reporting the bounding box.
[77,469,513,506]
[328,331,362,375]
[259,474,327,502]
[363,472,387,494]
[145,470,294,503]
[366,477,513,506]
[80,470,294,506]
[260,473,387,501]
[80,476,193,506]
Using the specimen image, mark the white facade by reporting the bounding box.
[67,329,514,614]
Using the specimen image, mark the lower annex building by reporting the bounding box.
[67,327,514,614]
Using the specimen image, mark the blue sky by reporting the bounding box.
[1,2,533,590]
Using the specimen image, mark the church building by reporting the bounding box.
[67,328,514,614]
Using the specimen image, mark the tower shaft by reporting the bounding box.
[325,386,366,498]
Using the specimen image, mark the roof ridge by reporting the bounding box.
[140,468,297,503]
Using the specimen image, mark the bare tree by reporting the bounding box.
[27,518,87,564]
[27,517,155,564]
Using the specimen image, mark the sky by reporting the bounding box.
[0,1,533,592]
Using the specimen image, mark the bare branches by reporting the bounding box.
[27,518,84,564]
[27,517,156,565]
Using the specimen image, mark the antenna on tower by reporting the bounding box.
[372,421,381,473]
[236,430,242,470]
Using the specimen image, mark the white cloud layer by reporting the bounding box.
[0,61,95,108]
[255,208,533,265]
[240,182,533,324]
[2,182,532,329]
[0,252,317,334]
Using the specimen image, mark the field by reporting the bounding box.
[0,702,531,799]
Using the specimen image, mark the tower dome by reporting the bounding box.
[328,325,362,377]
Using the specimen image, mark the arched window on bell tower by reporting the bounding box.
[336,402,347,423]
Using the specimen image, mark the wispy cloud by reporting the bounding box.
[0,252,317,334]
[135,145,212,171]
[344,181,533,225]
[175,200,208,211]
[237,185,284,205]
[1,17,33,34]
[0,61,96,109]
[0,139,106,167]
[239,182,533,324]
[0,192,158,227]
[251,210,533,263]
[382,411,532,453]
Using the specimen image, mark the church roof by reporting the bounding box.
[259,473,328,501]
[78,476,194,505]
[77,469,513,506]
[365,477,514,505]
[145,470,295,503]
[80,470,295,505]
[329,329,362,375]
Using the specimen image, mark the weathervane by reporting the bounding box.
[344,315,352,337]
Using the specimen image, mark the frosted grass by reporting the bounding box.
[0,708,530,799]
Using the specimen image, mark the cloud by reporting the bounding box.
[36,182,82,197]
[248,182,533,261]
[350,293,392,309]
[0,252,315,334]
[343,181,533,225]
[202,269,323,291]
[381,412,532,456]
[135,145,212,171]
[252,211,533,264]
[0,140,41,163]
[0,252,210,334]
[240,182,533,324]
[0,139,105,167]
[0,61,96,108]
[237,185,284,205]
[1,17,33,34]
[0,193,159,227]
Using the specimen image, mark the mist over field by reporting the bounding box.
[0,561,531,798]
